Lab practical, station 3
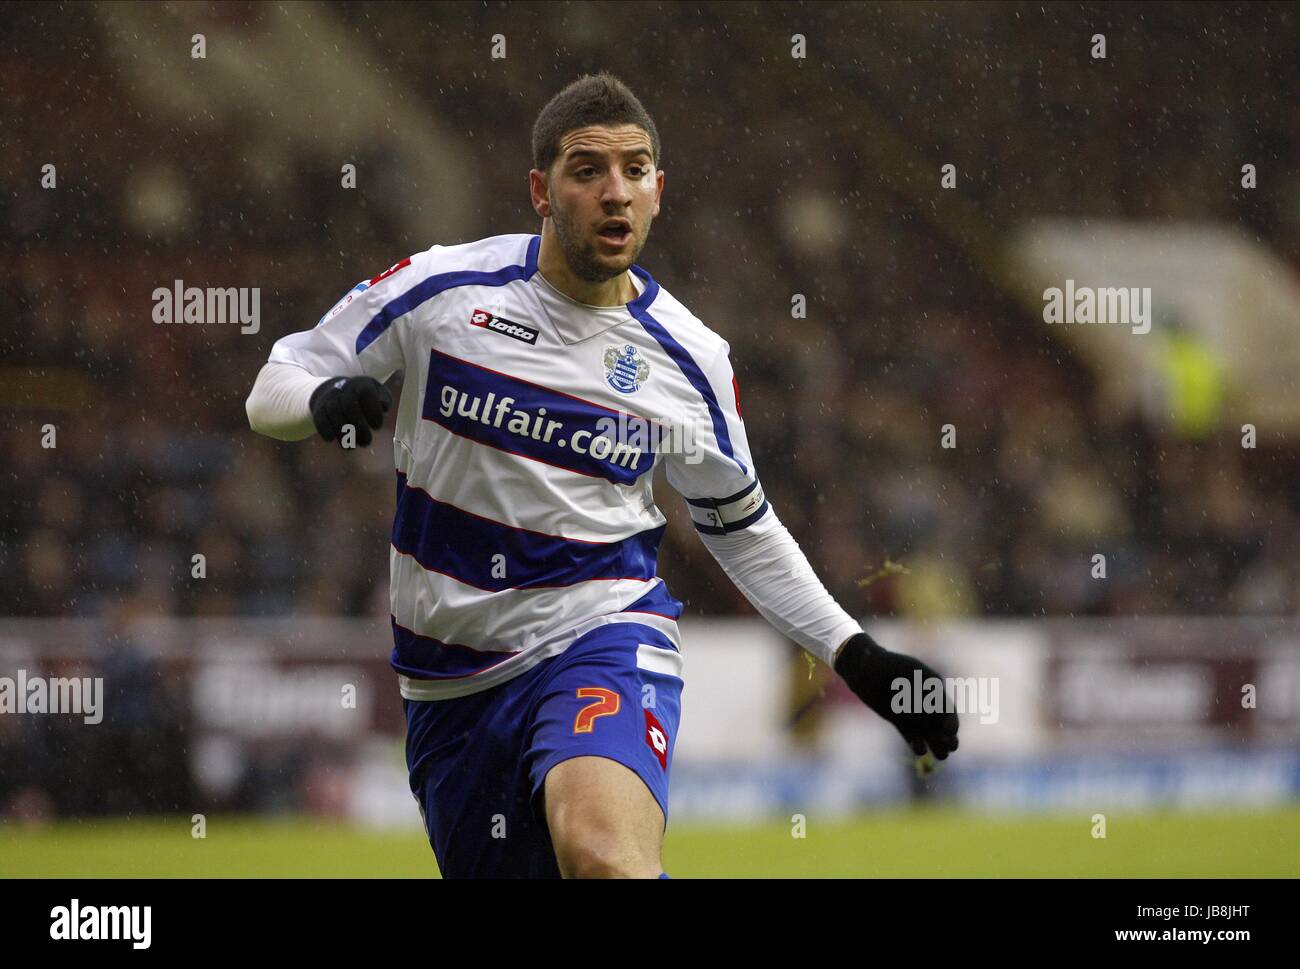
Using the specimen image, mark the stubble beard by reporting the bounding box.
[550,197,645,284]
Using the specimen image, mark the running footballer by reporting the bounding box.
[245,72,958,879]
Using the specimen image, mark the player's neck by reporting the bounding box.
[536,230,637,307]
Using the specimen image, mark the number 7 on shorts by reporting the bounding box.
[573,687,620,734]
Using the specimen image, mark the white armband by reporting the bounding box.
[685,480,769,535]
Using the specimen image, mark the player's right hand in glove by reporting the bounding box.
[310,376,392,448]
[833,632,960,760]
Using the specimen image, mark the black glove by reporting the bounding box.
[309,376,392,447]
[833,632,960,760]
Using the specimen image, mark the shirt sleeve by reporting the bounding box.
[662,339,771,536]
[245,360,325,441]
[266,255,416,383]
[664,340,863,666]
[247,255,419,440]
[696,508,864,667]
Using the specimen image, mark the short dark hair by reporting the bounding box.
[531,72,661,176]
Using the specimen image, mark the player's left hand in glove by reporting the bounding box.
[833,632,960,760]
[309,376,392,448]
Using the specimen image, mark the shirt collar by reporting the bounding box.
[529,264,647,346]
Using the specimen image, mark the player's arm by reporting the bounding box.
[665,341,958,761]
[246,259,415,447]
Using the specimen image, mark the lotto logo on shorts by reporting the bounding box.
[644,708,668,769]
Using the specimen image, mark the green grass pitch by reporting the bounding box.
[3,807,1297,877]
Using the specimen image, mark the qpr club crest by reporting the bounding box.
[603,344,650,394]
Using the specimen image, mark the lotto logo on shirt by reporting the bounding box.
[470,308,539,345]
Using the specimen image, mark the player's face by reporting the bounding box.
[543,124,662,284]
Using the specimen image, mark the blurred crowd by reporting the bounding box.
[3,0,1299,639]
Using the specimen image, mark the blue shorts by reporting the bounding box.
[403,620,684,878]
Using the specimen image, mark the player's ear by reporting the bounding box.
[653,169,664,217]
[529,168,551,218]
